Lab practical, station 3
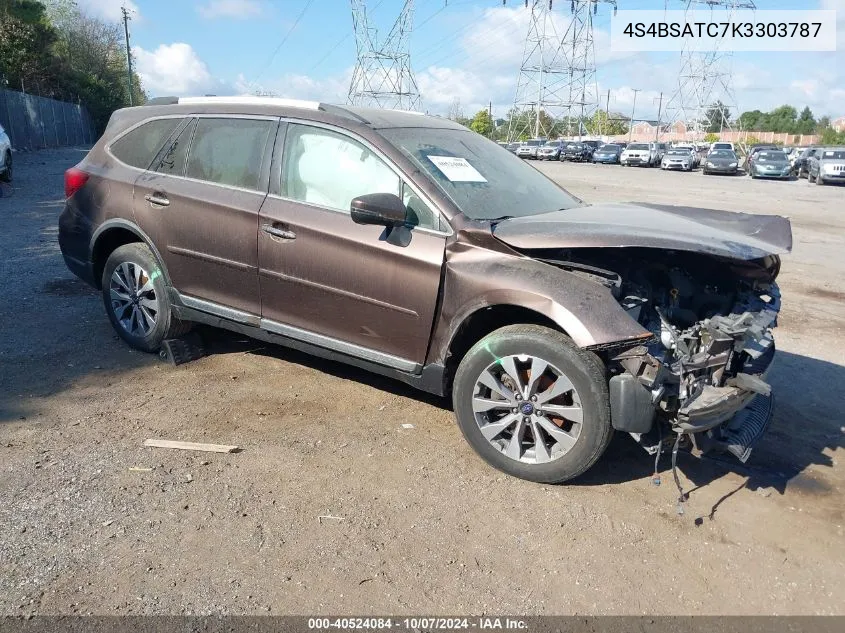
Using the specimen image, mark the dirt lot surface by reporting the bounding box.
[1,148,843,616]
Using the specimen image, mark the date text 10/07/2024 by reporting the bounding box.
[307,618,528,630]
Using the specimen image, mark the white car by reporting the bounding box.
[0,123,11,182]
[621,142,660,167]
[710,141,736,152]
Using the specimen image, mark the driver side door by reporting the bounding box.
[256,122,448,368]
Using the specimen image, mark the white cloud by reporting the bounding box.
[75,0,140,22]
[236,70,352,103]
[197,0,263,20]
[134,43,232,97]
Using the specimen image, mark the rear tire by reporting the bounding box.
[452,325,613,484]
[808,171,816,183]
[101,243,191,353]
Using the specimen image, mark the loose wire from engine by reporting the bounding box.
[672,432,687,515]
[652,422,663,486]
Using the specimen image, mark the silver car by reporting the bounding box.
[515,139,544,159]
[808,147,845,185]
[537,140,563,160]
[661,148,695,171]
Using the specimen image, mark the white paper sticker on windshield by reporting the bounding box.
[427,155,487,183]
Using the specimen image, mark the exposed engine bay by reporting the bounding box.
[540,247,781,466]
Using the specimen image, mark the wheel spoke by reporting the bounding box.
[110,288,131,303]
[120,263,135,292]
[531,420,552,463]
[473,396,513,413]
[129,307,141,335]
[505,418,527,460]
[132,263,143,291]
[536,417,578,451]
[542,404,583,424]
[112,270,131,293]
[138,296,158,312]
[137,278,155,295]
[526,357,548,397]
[499,356,524,395]
[477,370,516,404]
[536,374,575,405]
[139,304,157,330]
[479,413,518,441]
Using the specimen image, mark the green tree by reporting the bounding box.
[738,109,766,131]
[589,110,628,136]
[820,127,845,145]
[767,105,798,133]
[816,115,831,133]
[469,109,493,137]
[701,101,731,133]
[0,0,60,95]
[795,106,816,135]
[704,132,719,144]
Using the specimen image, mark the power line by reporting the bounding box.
[251,0,317,86]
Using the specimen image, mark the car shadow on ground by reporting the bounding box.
[200,328,841,497]
[572,350,843,502]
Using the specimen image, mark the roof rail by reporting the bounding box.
[178,96,322,110]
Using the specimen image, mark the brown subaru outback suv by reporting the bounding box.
[59,97,791,485]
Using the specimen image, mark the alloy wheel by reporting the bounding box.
[471,354,583,464]
[109,262,158,337]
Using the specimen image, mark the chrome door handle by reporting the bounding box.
[144,193,170,207]
[262,224,296,240]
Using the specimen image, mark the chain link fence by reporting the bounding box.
[0,88,96,151]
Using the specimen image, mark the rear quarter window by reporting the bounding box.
[109,118,184,169]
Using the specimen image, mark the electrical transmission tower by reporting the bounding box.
[665,0,756,141]
[348,0,421,110]
[507,0,617,141]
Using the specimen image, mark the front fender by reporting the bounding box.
[427,242,652,365]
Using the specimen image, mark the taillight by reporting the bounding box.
[64,167,89,198]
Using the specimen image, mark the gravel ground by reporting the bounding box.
[0,148,843,616]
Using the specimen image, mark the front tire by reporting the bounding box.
[452,325,613,483]
[101,243,191,353]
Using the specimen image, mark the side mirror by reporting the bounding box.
[350,193,407,227]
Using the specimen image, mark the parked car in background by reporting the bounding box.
[537,140,564,161]
[749,150,792,179]
[582,140,601,153]
[745,145,781,172]
[671,144,700,168]
[660,148,695,171]
[560,142,593,162]
[592,144,623,164]
[516,139,544,159]
[506,142,521,154]
[702,149,740,175]
[711,141,736,152]
[794,147,819,178]
[0,123,12,182]
[807,147,845,185]
[621,142,659,167]
[57,95,792,484]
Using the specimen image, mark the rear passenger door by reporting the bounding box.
[134,115,278,316]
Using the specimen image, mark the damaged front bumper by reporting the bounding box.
[609,284,781,463]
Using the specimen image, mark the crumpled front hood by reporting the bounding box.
[492,202,793,261]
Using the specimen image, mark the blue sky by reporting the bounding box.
[75,0,844,119]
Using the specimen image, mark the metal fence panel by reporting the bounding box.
[0,88,96,151]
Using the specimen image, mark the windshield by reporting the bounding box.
[381,127,581,221]
[713,143,732,150]
[822,150,845,160]
[666,149,689,156]
[757,151,787,162]
[627,144,648,150]
[526,140,542,146]
[543,141,560,147]
[710,150,736,159]
[597,145,619,151]
[565,143,582,149]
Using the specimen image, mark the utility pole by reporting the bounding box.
[603,89,610,138]
[121,5,133,106]
[654,91,663,143]
[488,101,493,138]
[628,89,640,143]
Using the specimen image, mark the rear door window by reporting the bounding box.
[153,119,196,177]
[185,118,274,191]
[110,118,184,169]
